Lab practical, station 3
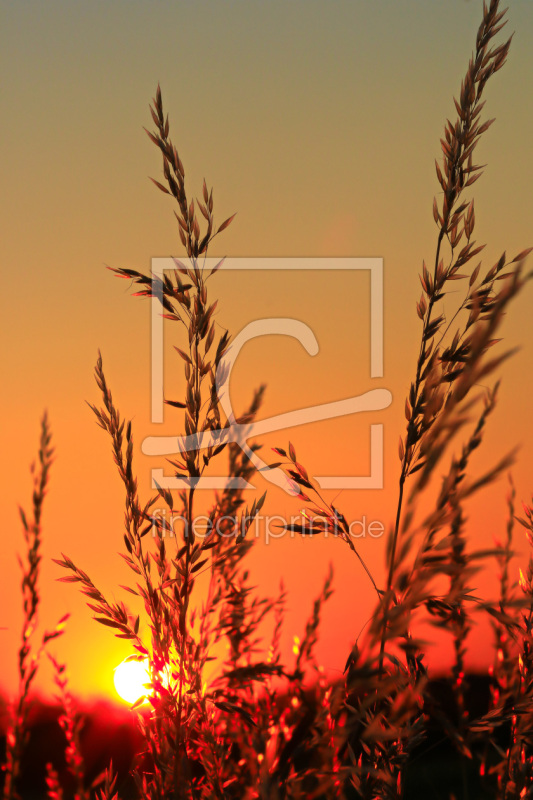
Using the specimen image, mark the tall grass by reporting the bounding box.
[3,1,533,797]
[2,414,69,800]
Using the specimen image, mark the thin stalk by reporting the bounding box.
[378,228,445,675]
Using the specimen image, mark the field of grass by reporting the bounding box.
[3,2,533,798]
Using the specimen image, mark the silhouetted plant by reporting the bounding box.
[4,2,533,798]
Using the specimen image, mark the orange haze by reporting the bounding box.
[2,0,533,700]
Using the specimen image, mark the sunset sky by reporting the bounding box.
[3,0,533,701]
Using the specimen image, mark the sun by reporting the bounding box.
[113,657,151,705]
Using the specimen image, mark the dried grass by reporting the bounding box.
[3,1,533,798]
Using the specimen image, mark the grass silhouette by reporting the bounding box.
[3,1,533,797]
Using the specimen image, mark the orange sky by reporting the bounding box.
[2,0,533,701]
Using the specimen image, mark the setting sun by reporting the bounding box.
[113,658,151,705]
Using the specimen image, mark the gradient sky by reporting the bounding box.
[3,0,533,700]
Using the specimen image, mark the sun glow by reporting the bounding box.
[113,658,151,705]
